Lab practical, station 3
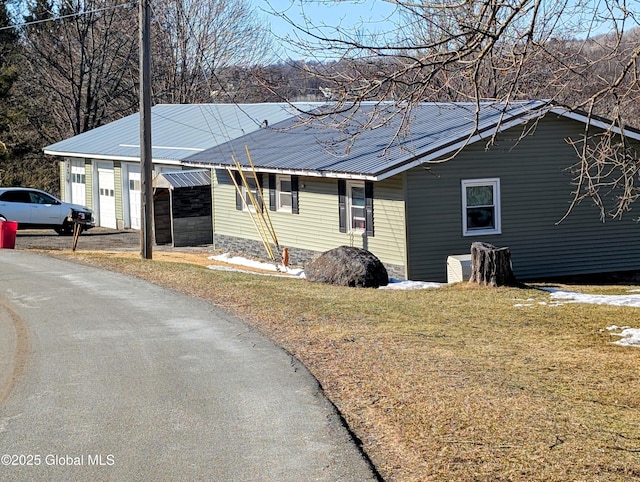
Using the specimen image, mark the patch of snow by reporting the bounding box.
[205,254,640,345]
[207,254,444,289]
[208,253,305,277]
[607,325,640,347]
[542,288,640,308]
[379,279,444,290]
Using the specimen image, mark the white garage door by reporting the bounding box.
[70,160,86,206]
[98,164,117,229]
[127,167,141,230]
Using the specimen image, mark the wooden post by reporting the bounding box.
[71,222,82,251]
[139,0,153,260]
[469,242,519,287]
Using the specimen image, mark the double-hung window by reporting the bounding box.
[348,181,366,231]
[243,177,260,211]
[276,175,292,212]
[338,179,374,236]
[268,174,299,213]
[461,178,501,235]
[234,171,263,212]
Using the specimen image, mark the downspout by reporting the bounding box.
[210,168,216,249]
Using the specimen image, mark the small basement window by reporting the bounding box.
[461,178,501,236]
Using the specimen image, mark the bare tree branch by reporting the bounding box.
[264,0,640,219]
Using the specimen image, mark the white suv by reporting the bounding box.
[0,187,94,235]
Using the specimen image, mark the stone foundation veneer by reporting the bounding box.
[212,233,405,279]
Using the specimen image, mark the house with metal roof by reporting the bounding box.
[179,100,640,282]
[44,100,640,282]
[43,103,320,230]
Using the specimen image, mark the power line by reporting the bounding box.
[0,2,135,31]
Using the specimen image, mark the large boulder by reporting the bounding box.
[305,246,389,288]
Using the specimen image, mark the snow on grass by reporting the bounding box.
[208,253,305,277]
[542,287,640,307]
[606,326,640,347]
[208,254,639,345]
[381,278,444,290]
[540,288,640,347]
[208,254,443,288]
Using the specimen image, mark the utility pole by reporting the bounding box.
[139,0,153,259]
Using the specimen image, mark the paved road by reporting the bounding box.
[0,251,376,481]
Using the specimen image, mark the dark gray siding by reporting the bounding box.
[406,116,640,282]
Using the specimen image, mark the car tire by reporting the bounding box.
[55,221,75,236]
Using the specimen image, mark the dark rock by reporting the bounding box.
[305,246,389,288]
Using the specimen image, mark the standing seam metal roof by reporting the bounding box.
[44,101,576,180]
[153,169,211,189]
[43,103,324,161]
[183,101,550,179]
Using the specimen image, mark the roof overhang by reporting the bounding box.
[153,169,211,189]
[43,150,185,166]
[182,161,378,181]
[551,108,640,141]
[42,150,140,162]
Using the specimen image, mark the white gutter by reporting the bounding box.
[182,162,377,181]
[551,108,640,141]
[43,150,140,162]
[43,150,186,166]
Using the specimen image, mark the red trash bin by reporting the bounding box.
[0,220,18,249]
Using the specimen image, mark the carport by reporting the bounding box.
[153,170,213,247]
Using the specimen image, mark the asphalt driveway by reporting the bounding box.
[14,227,150,252]
[0,251,375,480]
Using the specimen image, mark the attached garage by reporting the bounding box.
[153,170,212,247]
[43,103,319,232]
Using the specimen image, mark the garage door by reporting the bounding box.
[127,166,141,230]
[71,160,86,206]
[98,164,116,229]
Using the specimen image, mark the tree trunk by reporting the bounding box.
[469,242,518,287]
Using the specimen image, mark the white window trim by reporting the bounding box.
[347,180,366,233]
[276,174,292,213]
[461,178,501,236]
[242,177,261,212]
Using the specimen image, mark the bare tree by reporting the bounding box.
[150,0,276,104]
[269,0,640,219]
[16,0,139,142]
